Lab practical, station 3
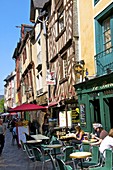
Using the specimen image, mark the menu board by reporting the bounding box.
[18,126,29,144]
[80,104,86,126]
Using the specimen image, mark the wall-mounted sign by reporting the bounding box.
[80,104,86,126]
[71,108,80,125]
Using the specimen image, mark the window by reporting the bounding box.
[60,53,68,80]
[57,3,64,34]
[102,17,111,54]
[23,48,27,64]
[94,0,100,6]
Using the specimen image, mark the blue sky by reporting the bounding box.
[0,0,32,95]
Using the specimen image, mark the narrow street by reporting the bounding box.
[0,124,52,170]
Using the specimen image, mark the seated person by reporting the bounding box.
[69,125,85,148]
[99,128,113,158]
[90,123,108,146]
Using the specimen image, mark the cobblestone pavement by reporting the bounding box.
[0,125,53,170]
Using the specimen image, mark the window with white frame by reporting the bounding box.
[102,17,112,54]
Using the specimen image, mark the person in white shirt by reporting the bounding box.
[99,128,113,157]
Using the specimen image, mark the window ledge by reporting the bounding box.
[55,27,66,42]
[59,77,68,84]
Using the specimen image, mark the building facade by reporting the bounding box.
[74,0,113,132]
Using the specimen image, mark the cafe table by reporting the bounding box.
[26,139,42,144]
[82,139,97,144]
[31,134,49,140]
[43,144,63,158]
[70,151,91,170]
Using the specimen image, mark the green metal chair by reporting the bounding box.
[20,140,26,152]
[57,146,77,168]
[89,149,112,170]
[56,157,73,170]
[78,145,100,168]
[32,146,55,170]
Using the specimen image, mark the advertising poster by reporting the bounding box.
[59,111,72,127]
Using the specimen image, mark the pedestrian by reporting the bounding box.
[0,119,6,155]
[99,128,113,158]
[90,123,108,146]
[12,125,19,147]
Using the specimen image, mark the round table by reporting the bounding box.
[70,152,91,170]
[26,139,42,144]
[82,139,97,144]
[45,144,62,158]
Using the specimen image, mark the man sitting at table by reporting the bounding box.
[90,123,108,146]
[69,125,85,149]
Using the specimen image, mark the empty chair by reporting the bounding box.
[20,140,26,152]
[56,157,73,170]
[32,147,54,170]
[24,143,35,169]
[57,146,76,168]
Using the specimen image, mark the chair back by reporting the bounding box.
[91,145,99,164]
[63,146,74,162]
[24,143,35,161]
[56,157,67,170]
[56,157,73,170]
[104,149,112,169]
[20,140,26,151]
[82,143,90,152]
[32,147,42,161]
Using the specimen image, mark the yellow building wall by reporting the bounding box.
[78,0,113,77]
[78,0,95,77]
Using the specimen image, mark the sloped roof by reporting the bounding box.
[30,0,49,22]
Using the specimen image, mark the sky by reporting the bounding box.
[0,0,32,95]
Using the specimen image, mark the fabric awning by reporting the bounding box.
[8,103,47,112]
[48,101,59,108]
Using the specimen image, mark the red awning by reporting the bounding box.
[48,101,59,108]
[10,112,17,115]
[8,103,47,112]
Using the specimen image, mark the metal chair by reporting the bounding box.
[57,145,77,168]
[78,145,100,168]
[20,140,26,152]
[89,149,112,170]
[56,157,73,170]
[32,147,55,170]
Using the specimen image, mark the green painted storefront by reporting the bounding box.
[74,72,113,133]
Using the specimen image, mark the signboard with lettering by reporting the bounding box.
[71,108,80,126]
[80,104,86,126]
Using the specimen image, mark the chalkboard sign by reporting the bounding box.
[80,104,86,126]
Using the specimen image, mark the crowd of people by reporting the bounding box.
[0,115,113,159]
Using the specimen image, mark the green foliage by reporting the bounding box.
[0,98,4,113]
